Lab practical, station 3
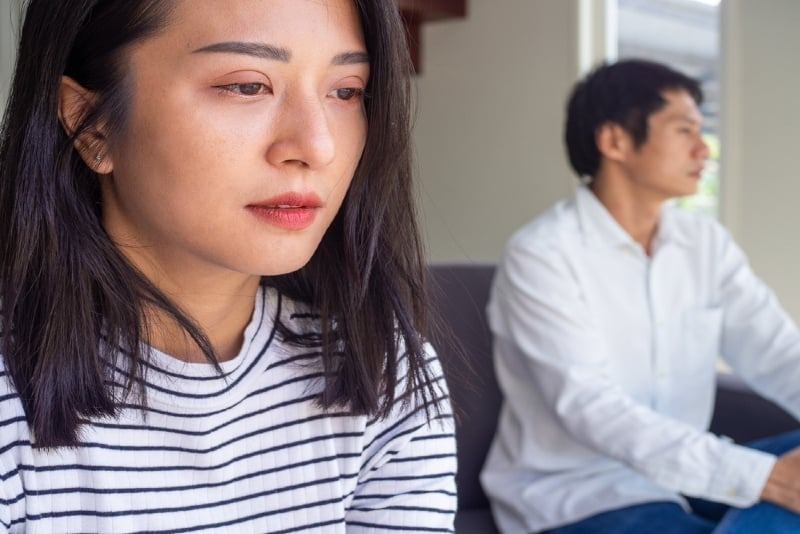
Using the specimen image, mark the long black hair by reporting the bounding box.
[0,0,438,448]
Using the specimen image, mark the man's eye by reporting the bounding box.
[332,88,363,101]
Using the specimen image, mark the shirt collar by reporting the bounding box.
[654,203,693,248]
[575,184,635,249]
[575,185,693,250]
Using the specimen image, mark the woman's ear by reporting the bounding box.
[58,76,114,174]
[595,122,633,164]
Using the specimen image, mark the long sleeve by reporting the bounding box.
[0,368,26,534]
[0,459,11,534]
[713,225,800,419]
[345,351,457,532]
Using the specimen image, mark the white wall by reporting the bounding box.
[721,0,800,320]
[414,0,583,263]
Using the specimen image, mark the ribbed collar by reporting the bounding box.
[131,286,281,408]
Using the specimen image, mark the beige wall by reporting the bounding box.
[0,1,20,116]
[721,0,800,320]
[413,0,582,263]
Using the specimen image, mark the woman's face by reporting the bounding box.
[102,0,368,285]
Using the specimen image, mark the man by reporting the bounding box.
[481,59,800,533]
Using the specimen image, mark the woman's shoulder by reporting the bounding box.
[0,359,29,456]
[266,285,452,416]
[0,360,25,413]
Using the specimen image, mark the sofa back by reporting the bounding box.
[428,263,501,511]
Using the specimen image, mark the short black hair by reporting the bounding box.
[564,59,703,179]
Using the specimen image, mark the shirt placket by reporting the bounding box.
[647,247,670,412]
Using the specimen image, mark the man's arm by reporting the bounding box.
[714,222,800,420]
[709,222,800,512]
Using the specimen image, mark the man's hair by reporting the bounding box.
[564,59,704,179]
[1,0,440,447]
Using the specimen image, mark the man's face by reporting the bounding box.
[622,89,710,202]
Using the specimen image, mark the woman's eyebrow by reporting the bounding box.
[193,41,369,65]
[193,41,291,61]
[193,41,369,66]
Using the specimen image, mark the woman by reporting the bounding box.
[0,0,456,532]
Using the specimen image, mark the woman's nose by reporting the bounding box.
[266,93,336,169]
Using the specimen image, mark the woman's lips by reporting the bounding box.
[247,192,322,230]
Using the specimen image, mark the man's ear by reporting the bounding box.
[595,122,634,164]
[58,76,113,174]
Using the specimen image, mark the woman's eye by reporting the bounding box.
[331,87,363,101]
[216,83,270,96]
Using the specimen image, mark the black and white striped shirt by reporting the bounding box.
[0,287,456,533]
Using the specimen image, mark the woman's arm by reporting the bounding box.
[346,351,457,532]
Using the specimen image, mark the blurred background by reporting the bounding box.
[407,0,800,321]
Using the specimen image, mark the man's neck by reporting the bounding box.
[589,174,664,256]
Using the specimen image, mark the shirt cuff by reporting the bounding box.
[710,442,776,507]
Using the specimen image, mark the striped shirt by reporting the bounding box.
[0,287,457,533]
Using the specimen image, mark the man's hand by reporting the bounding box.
[761,446,800,513]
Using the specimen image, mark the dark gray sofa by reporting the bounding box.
[427,263,800,534]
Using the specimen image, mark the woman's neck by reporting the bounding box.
[146,274,262,363]
[119,247,263,363]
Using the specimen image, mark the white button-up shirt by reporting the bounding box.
[481,186,800,533]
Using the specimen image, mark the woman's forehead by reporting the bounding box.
[160,0,366,51]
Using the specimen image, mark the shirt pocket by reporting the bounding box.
[681,307,723,363]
